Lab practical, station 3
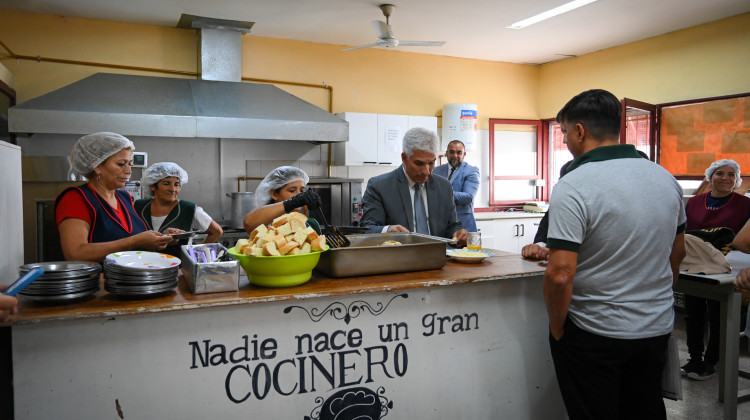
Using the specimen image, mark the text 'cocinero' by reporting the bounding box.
[187,329,408,402]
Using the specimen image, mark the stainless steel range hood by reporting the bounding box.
[8,15,348,143]
[9,73,348,141]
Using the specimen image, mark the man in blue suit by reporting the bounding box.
[361,127,468,245]
[433,140,480,232]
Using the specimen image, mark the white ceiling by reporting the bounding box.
[1,0,749,65]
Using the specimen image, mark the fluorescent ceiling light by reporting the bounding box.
[507,0,599,29]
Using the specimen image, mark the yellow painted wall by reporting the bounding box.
[0,10,539,130]
[1,10,749,127]
[0,12,196,99]
[245,36,539,123]
[539,13,750,118]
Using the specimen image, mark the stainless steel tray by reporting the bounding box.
[315,233,447,278]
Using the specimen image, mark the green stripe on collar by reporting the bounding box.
[565,144,642,173]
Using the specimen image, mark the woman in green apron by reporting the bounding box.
[135,162,223,256]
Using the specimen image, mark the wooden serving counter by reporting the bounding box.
[10,250,545,325]
[9,251,566,420]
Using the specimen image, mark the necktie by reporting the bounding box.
[448,167,456,180]
[413,183,429,234]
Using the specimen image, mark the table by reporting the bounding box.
[676,251,750,420]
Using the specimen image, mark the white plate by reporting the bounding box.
[105,251,181,270]
[446,249,495,264]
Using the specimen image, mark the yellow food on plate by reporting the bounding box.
[379,240,402,246]
[452,251,488,258]
[237,213,326,256]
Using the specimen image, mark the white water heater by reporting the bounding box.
[442,103,478,152]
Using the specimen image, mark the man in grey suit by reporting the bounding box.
[361,127,468,245]
[433,140,480,232]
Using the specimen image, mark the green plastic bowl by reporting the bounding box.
[227,245,328,287]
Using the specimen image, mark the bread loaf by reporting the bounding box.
[237,212,326,256]
[311,235,327,252]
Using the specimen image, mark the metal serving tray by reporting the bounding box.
[315,233,447,278]
[181,244,239,294]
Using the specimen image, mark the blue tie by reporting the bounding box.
[414,183,429,234]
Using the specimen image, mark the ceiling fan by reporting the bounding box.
[342,4,446,51]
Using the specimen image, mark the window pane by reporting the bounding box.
[493,124,537,176]
[493,179,537,201]
[625,108,651,159]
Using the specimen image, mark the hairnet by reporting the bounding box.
[141,162,189,189]
[255,166,309,207]
[70,132,135,176]
[705,159,742,189]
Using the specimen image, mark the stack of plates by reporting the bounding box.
[103,251,180,297]
[18,261,101,302]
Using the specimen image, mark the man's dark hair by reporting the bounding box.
[556,89,622,140]
[446,140,465,150]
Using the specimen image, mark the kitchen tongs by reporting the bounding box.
[309,207,351,248]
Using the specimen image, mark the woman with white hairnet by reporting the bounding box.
[55,132,174,262]
[243,166,322,233]
[681,158,750,381]
[134,162,223,256]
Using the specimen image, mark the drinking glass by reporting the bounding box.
[467,231,482,250]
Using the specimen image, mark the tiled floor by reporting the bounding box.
[666,310,750,419]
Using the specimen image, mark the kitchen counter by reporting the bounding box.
[9,251,566,420]
[9,250,543,325]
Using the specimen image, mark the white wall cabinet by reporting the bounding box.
[335,112,437,166]
[375,113,408,165]
[335,112,378,165]
[407,115,438,131]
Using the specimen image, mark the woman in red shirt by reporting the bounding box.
[55,132,174,262]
